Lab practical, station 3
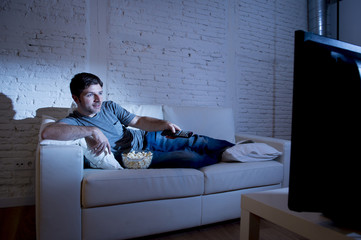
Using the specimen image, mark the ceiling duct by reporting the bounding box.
[308,0,327,36]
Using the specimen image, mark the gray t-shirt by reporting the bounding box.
[59,101,145,153]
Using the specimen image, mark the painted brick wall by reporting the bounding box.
[106,0,228,106]
[235,0,307,138]
[0,0,307,206]
[0,0,88,206]
[104,0,306,138]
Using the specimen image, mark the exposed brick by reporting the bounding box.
[0,0,307,205]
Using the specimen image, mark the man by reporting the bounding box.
[42,72,234,168]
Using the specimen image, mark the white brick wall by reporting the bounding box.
[0,0,307,206]
[106,0,228,106]
[0,0,88,206]
[235,0,307,138]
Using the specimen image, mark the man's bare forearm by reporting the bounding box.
[42,123,111,155]
[129,116,181,132]
[41,122,96,140]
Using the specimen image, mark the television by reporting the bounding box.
[288,30,361,229]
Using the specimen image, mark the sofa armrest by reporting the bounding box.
[36,143,84,240]
[235,133,291,187]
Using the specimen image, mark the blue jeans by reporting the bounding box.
[143,131,234,168]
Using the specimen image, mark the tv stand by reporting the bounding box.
[240,188,361,240]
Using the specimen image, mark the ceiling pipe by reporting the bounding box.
[308,0,327,36]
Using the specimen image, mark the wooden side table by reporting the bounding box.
[240,188,361,240]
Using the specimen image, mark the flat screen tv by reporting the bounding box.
[289,30,361,229]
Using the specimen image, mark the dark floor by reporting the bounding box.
[0,205,306,240]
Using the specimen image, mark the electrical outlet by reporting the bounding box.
[15,160,33,169]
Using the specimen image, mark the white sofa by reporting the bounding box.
[36,104,290,240]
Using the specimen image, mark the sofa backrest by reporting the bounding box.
[163,106,235,143]
[121,104,235,143]
[121,104,164,119]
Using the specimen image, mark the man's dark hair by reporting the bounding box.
[70,72,103,97]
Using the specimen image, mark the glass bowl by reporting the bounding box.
[122,151,153,169]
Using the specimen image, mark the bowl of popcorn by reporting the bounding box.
[122,151,153,169]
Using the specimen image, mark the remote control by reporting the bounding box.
[161,130,193,138]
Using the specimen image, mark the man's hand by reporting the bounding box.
[164,122,181,133]
[86,128,111,156]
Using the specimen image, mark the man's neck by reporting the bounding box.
[75,109,97,118]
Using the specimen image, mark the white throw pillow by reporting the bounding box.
[222,140,282,162]
[79,139,123,170]
[39,115,123,170]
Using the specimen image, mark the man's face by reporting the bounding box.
[73,84,103,117]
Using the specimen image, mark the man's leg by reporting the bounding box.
[144,131,233,153]
[149,150,218,168]
[144,131,234,168]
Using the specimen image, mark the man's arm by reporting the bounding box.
[41,122,111,156]
[128,116,181,133]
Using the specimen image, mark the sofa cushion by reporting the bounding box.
[163,106,235,143]
[200,161,283,194]
[82,168,204,208]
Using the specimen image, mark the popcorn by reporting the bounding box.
[126,151,152,160]
[122,151,153,169]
